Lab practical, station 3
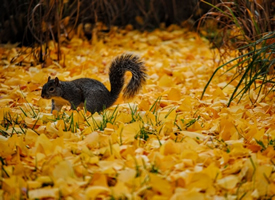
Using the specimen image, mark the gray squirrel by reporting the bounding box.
[41,54,147,113]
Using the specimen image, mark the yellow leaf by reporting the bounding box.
[159,121,173,136]
[28,188,59,199]
[142,111,156,125]
[53,160,75,180]
[213,87,226,98]
[46,121,62,137]
[27,181,42,189]
[160,139,180,155]
[167,88,181,101]
[181,149,198,163]
[82,126,93,136]
[147,35,161,46]
[217,175,239,190]
[180,130,206,141]
[116,112,132,123]
[2,176,26,197]
[87,112,103,129]
[84,131,99,149]
[34,134,54,155]
[171,188,205,200]
[0,107,10,121]
[254,128,265,140]
[229,143,250,157]
[203,163,222,180]
[111,181,129,198]
[118,168,136,183]
[255,165,273,196]
[25,129,38,146]
[158,74,173,87]
[97,160,118,176]
[0,137,14,158]
[152,195,170,200]
[17,135,29,156]
[244,125,256,141]
[219,115,237,141]
[186,172,212,190]
[178,97,192,111]
[139,99,150,110]
[150,173,173,197]
[36,176,53,185]
[85,186,110,199]
[120,121,142,144]
[36,152,46,162]
[162,109,177,121]
[89,173,108,187]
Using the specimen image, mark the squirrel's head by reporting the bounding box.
[41,76,62,99]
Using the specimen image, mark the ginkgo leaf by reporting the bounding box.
[158,74,174,87]
[34,134,54,155]
[111,181,130,198]
[167,88,181,101]
[53,160,75,180]
[28,188,59,199]
[217,175,239,190]
[89,173,108,187]
[85,186,111,199]
[171,188,205,200]
[119,121,142,144]
[150,173,173,197]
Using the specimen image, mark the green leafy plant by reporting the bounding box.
[88,106,119,131]
[201,32,275,106]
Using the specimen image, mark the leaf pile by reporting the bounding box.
[1,25,275,199]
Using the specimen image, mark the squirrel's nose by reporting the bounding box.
[41,94,45,98]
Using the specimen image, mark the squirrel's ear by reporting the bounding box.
[48,76,51,82]
[54,77,60,86]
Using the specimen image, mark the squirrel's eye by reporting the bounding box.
[49,87,55,92]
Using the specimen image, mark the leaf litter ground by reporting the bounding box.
[0,25,275,199]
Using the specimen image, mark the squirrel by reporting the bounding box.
[41,54,147,113]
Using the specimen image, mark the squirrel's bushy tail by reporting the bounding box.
[109,54,147,100]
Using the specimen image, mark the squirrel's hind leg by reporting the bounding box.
[85,93,112,114]
[69,98,83,110]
